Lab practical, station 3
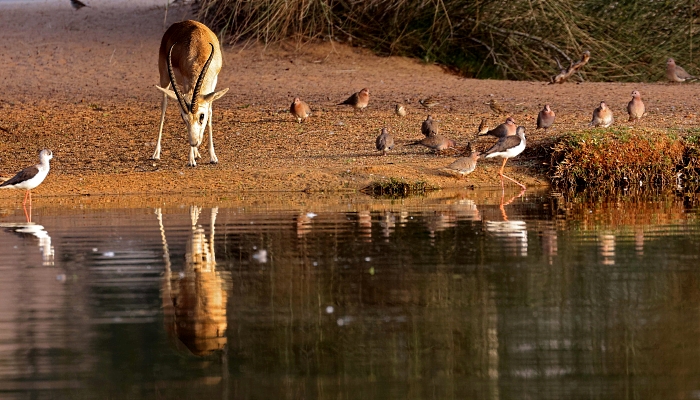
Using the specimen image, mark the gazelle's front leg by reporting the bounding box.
[188,146,198,167]
[152,93,168,160]
[208,107,218,164]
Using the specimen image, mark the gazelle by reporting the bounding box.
[153,20,229,167]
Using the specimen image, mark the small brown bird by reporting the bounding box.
[666,58,696,83]
[590,101,614,128]
[290,97,311,123]
[444,149,480,179]
[477,119,488,135]
[408,135,456,153]
[338,88,370,110]
[376,128,394,156]
[419,97,440,108]
[395,104,407,117]
[479,117,516,138]
[536,104,556,132]
[487,99,507,115]
[627,90,645,122]
[421,115,439,137]
[70,0,88,9]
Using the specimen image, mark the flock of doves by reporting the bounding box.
[290,57,696,189]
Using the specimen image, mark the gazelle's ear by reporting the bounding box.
[156,85,178,100]
[203,88,229,103]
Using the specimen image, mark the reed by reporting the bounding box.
[195,0,700,81]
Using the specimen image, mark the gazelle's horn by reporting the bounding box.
[167,43,190,114]
[190,43,215,113]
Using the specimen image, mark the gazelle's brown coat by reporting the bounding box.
[153,20,229,167]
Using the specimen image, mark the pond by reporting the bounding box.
[0,188,699,399]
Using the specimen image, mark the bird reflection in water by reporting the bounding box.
[379,211,396,239]
[540,227,558,265]
[450,198,482,221]
[295,212,313,238]
[0,222,54,266]
[156,206,229,357]
[635,229,644,257]
[484,188,528,257]
[599,233,616,265]
[426,211,457,245]
[357,210,372,241]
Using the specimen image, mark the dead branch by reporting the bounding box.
[464,17,572,65]
[549,50,590,84]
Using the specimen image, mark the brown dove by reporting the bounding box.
[590,101,614,128]
[479,117,516,138]
[290,97,311,123]
[376,127,394,156]
[421,115,439,137]
[477,119,488,135]
[666,58,696,83]
[627,90,645,122]
[395,104,407,117]
[338,88,370,110]
[536,104,556,132]
[408,135,456,152]
[444,149,480,178]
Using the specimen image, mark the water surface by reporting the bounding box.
[0,189,699,399]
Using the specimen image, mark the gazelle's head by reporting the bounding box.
[157,43,228,148]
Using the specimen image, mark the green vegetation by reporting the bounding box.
[361,178,434,197]
[549,129,688,189]
[196,0,700,81]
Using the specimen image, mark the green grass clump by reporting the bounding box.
[550,129,685,189]
[361,178,433,197]
[196,0,700,81]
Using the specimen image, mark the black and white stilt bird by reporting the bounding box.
[483,126,526,189]
[0,149,53,206]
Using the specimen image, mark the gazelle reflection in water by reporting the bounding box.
[156,206,229,356]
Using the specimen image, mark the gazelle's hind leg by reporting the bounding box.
[152,93,168,160]
[208,107,218,164]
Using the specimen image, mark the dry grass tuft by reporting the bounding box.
[195,0,700,81]
[550,128,686,190]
